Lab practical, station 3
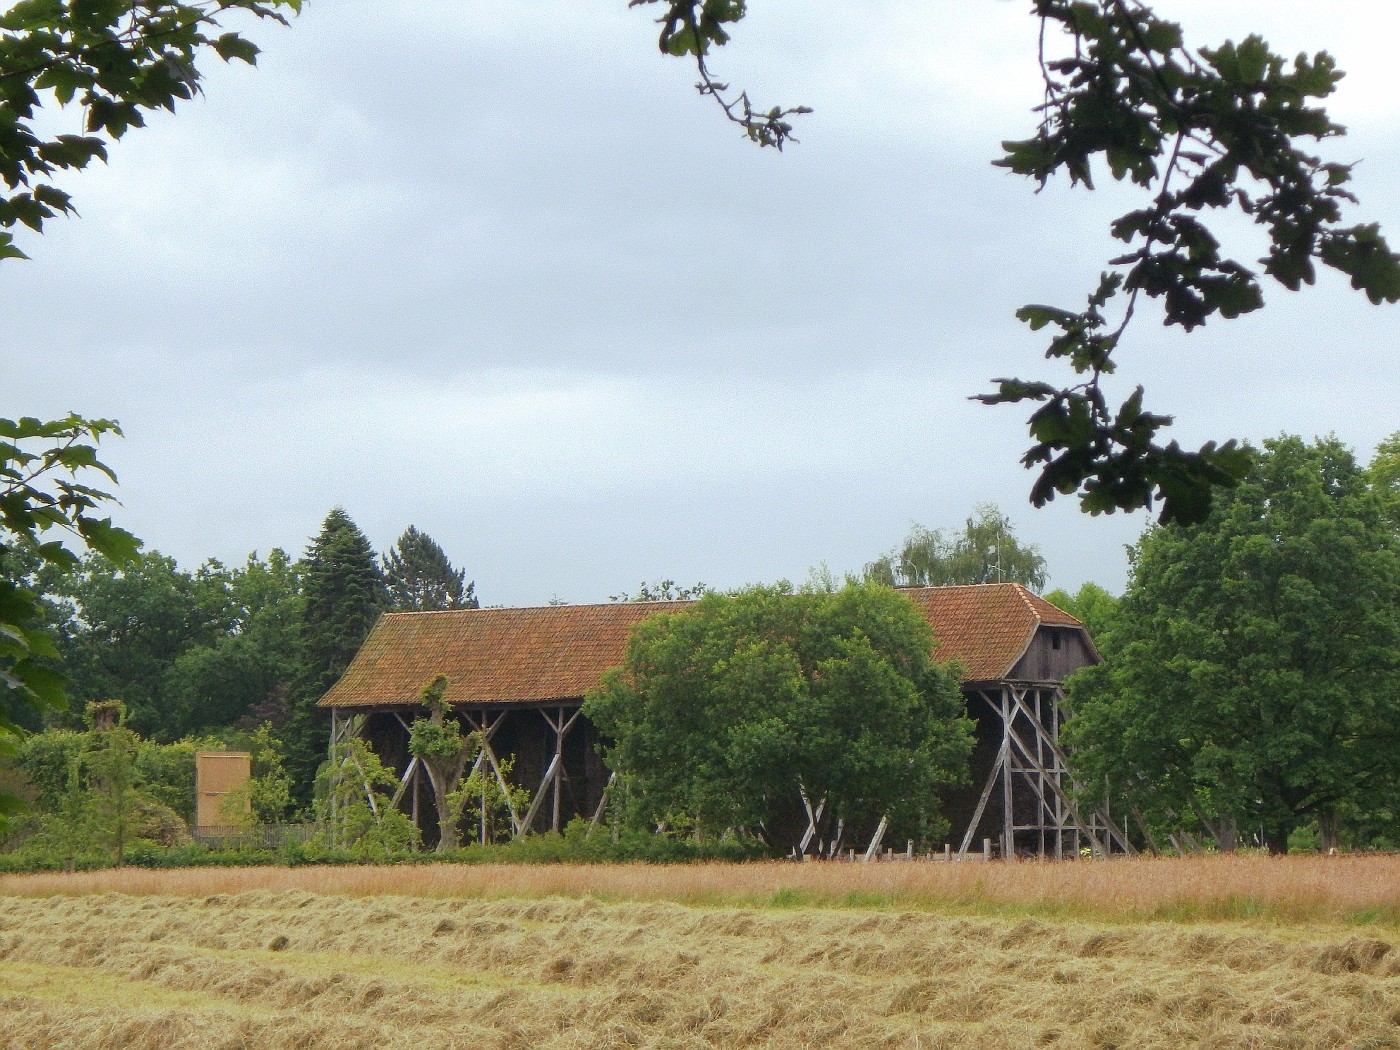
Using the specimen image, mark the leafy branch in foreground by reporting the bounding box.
[979,0,1400,524]
[629,0,810,149]
[635,2,1398,524]
[0,414,140,826]
[0,0,300,262]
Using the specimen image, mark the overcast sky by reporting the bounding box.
[5,1,1398,605]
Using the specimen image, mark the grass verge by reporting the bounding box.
[3,853,1399,926]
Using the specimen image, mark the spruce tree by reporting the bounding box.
[383,526,477,611]
[284,508,386,803]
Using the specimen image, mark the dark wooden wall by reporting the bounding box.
[1008,626,1097,683]
[358,703,609,845]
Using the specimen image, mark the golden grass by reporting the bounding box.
[3,854,1400,924]
[1,886,1398,1048]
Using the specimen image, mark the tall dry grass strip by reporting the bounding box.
[0,888,1397,1048]
[3,854,1399,924]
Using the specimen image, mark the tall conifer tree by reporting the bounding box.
[383,526,477,611]
[284,508,386,802]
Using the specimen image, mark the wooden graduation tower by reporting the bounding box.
[319,584,1129,856]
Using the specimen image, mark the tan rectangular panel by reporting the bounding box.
[195,752,251,829]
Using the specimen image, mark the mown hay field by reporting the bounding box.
[2,855,1399,1049]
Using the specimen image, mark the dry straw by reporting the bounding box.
[1,876,1398,1049]
[3,853,1400,923]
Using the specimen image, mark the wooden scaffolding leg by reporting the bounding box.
[958,737,1006,860]
[462,709,525,837]
[797,785,825,856]
[1000,688,1014,859]
[518,707,581,836]
[589,772,616,830]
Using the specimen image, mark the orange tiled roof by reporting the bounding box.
[902,583,1083,681]
[318,584,1085,709]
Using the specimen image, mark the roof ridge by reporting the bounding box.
[1011,582,1039,621]
[902,582,1030,597]
[383,599,694,617]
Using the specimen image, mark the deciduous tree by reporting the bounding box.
[49,551,236,738]
[1063,436,1400,853]
[585,582,971,850]
[162,549,304,735]
[1370,432,1400,530]
[1042,582,1120,645]
[0,1,293,819]
[408,675,474,852]
[609,580,708,602]
[864,505,1048,591]
[0,415,140,826]
[0,0,298,262]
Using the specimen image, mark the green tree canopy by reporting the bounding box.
[1,416,141,832]
[383,526,476,611]
[1370,432,1400,530]
[48,550,236,738]
[864,504,1048,592]
[0,2,292,821]
[1042,582,1120,645]
[1063,435,1400,854]
[162,549,304,736]
[584,582,972,850]
[609,580,708,603]
[407,675,474,852]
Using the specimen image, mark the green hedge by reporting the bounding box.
[0,819,771,873]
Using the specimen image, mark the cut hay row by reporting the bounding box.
[1,890,1397,1049]
[3,854,1400,924]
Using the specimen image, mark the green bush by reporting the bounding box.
[135,737,216,823]
[0,817,772,873]
[13,730,86,811]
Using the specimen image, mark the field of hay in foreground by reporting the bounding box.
[2,857,1399,1049]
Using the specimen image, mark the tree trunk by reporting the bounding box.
[426,768,460,852]
[1319,809,1340,853]
[1216,815,1238,854]
[1190,803,1237,854]
[434,787,460,851]
[1261,821,1290,856]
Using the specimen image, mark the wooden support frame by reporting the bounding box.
[862,816,889,862]
[589,771,616,829]
[461,709,525,838]
[957,733,1007,860]
[521,753,561,832]
[797,786,825,856]
[517,706,581,836]
[348,701,605,843]
[1006,689,1134,855]
[955,683,1134,860]
[326,710,388,848]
